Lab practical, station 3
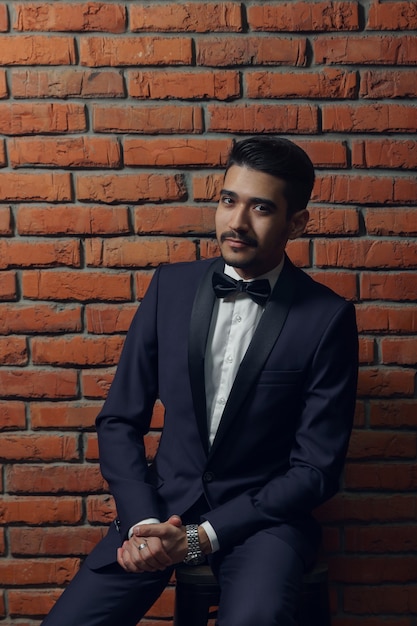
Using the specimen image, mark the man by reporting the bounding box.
[41,136,358,626]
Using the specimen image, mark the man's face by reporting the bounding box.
[215,165,308,279]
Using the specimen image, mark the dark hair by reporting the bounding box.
[225,136,315,216]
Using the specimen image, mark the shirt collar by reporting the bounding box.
[223,255,285,291]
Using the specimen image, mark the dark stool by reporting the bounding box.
[174,562,331,626]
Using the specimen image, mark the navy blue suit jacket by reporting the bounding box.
[87,255,358,569]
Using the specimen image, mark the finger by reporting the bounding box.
[133,538,172,570]
[118,543,146,574]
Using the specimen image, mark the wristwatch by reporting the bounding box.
[183,524,205,565]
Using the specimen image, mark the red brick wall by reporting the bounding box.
[0,1,416,624]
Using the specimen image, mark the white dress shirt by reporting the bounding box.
[131,258,284,552]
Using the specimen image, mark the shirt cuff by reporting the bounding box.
[200,520,220,553]
[128,518,160,538]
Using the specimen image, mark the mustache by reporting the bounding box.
[220,230,258,247]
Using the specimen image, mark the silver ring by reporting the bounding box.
[137,542,147,551]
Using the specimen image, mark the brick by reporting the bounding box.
[0,102,86,135]
[315,239,417,269]
[358,336,374,365]
[345,462,417,491]
[0,4,8,30]
[361,272,417,301]
[0,35,75,65]
[0,496,82,524]
[0,304,82,334]
[145,586,175,619]
[346,525,417,554]
[0,336,27,365]
[17,205,130,236]
[370,400,417,428]
[248,2,359,31]
[10,526,106,556]
[193,172,223,202]
[0,434,80,461]
[308,271,358,300]
[14,2,126,32]
[352,139,417,170]
[85,237,197,268]
[357,367,415,398]
[8,588,61,618]
[344,584,417,615]
[86,303,137,333]
[32,335,124,366]
[22,270,132,302]
[9,136,121,168]
[0,70,7,98]
[0,239,80,269]
[347,430,417,460]
[355,304,417,333]
[128,69,240,100]
[0,139,5,165]
[93,104,203,134]
[135,206,215,235]
[329,555,417,583]
[322,104,417,133]
[0,207,12,235]
[314,35,417,65]
[0,272,17,300]
[0,172,72,202]
[12,68,125,99]
[367,2,417,30]
[80,36,192,67]
[208,103,318,133]
[130,2,243,32]
[296,140,349,168]
[381,337,417,366]
[124,138,230,167]
[0,401,26,430]
[364,208,417,236]
[81,368,115,399]
[316,493,417,523]
[0,557,80,585]
[86,494,116,524]
[286,239,310,268]
[197,36,308,67]
[76,173,187,204]
[6,464,106,494]
[135,271,154,300]
[306,207,359,236]
[0,369,78,400]
[246,68,357,99]
[360,69,417,99]
[30,402,100,429]
[313,175,417,205]
[86,431,159,462]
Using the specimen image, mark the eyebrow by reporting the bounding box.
[220,189,277,211]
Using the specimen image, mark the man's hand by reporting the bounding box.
[117,515,187,574]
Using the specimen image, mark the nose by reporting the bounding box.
[227,204,249,232]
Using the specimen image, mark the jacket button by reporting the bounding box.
[203,471,214,483]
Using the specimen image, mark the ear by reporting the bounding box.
[288,209,309,240]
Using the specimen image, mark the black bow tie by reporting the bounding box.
[212,271,271,307]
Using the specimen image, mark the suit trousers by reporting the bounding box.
[40,528,304,626]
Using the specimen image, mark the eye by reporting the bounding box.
[253,204,271,214]
[220,194,234,206]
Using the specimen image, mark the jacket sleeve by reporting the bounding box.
[95,268,162,539]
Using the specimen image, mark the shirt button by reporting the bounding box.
[203,472,215,483]
[235,315,242,323]
[226,355,233,363]
[218,397,226,405]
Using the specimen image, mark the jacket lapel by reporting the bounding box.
[188,257,224,455]
[208,257,297,458]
